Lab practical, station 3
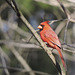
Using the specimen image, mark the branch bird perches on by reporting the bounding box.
[5,0,63,74]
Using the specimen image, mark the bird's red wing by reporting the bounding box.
[44,29,61,48]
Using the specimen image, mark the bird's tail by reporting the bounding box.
[56,46,67,71]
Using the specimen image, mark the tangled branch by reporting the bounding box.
[5,0,63,74]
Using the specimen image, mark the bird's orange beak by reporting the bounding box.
[38,25,42,29]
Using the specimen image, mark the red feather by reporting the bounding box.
[38,21,66,70]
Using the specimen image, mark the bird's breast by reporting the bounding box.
[40,31,46,42]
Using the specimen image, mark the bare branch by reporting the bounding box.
[0,47,10,62]
[55,21,66,35]
[64,20,70,43]
[7,46,35,75]
[63,48,75,54]
[49,19,67,25]
[0,53,10,75]
[62,43,75,49]
[57,0,70,18]
[1,32,35,75]
[34,0,75,7]
[0,40,40,48]
[34,0,75,23]
[0,40,75,54]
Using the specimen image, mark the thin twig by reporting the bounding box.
[57,0,70,18]
[63,48,75,54]
[0,40,40,48]
[26,30,39,42]
[62,43,75,49]
[49,19,67,25]
[0,47,10,62]
[0,53,10,75]
[26,35,34,42]
[64,20,70,43]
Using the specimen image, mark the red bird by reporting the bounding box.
[38,21,66,70]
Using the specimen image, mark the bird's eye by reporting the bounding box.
[40,25,42,26]
[42,25,45,27]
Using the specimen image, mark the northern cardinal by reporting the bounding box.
[38,21,66,70]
